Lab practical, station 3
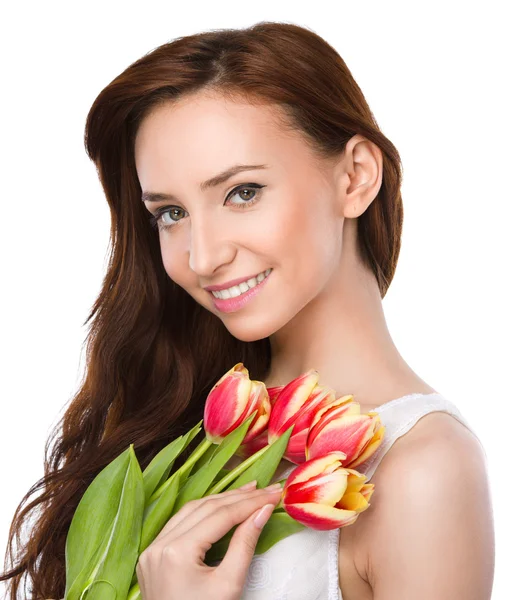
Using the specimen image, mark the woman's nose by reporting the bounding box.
[188,216,235,278]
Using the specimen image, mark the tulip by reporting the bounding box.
[267,369,338,463]
[281,452,375,530]
[235,429,269,459]
[235,384,284,458]
[204,363,271,444]
[306,396,385,468]
[267,384,285,403]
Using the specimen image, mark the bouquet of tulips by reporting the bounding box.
[63,363,385,600]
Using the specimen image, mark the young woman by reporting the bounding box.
[1,21,494,600]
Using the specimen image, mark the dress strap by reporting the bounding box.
[358,392,481,481]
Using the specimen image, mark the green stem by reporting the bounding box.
[127,581,141,600]
[148,437,213,503]
[206,443,272,495]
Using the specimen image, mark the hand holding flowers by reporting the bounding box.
[62,362,385,599]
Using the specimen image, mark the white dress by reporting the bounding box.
[239,392,483,600]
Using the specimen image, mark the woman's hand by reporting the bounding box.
[136,480,283,600]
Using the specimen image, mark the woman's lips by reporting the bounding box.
[209,269,272,314]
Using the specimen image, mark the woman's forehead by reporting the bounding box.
[134,95,315,191]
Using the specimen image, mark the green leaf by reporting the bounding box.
[188,441,217,475]
[65,446,130,593]
[211,467,231,483]
[126,582,141,600]
[204,511,306,564]
[172,414,255,513]
[254,511,306,553]
[140,470,181,553]
[147,436,213,504]
[80,579,116,600]
[142,421,202,504]
[226,424,295,490]
[65,444,144,600]
[206,443,271,495]
[128,470,182,590]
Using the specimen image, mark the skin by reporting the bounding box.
[132,91,495,599]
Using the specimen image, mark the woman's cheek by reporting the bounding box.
[161,246,182,283]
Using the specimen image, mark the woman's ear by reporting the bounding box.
[335,134,383,219]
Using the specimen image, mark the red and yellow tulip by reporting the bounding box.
[236,384,284,458]
[267,369,338,463]
[281,452,375,530]
[203,363,271,444]
[306,396,385,468]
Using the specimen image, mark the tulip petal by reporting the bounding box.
[338,491,370,513]
[278,387,336,463]
[348,422,385,468]
[341,469,368,493]
[306,415,375,464]
[361,484,375,503]
[284,470,349,506]
[284,502,359,530]
[308,395,356,431]
[243,380,264,414]
[268,369,320,440]
[285,452,347,488]
[236,430,269,459]
[267,385,285,404]
[286,387,335,434]
[284,429,309,464]
[242,383,271,443]
[311,400,361,435]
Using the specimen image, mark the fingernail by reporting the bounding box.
[253,503,275,528]
[238,480,257,490]
[264,482,282,491]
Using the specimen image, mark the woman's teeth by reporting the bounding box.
[211,268,272,299]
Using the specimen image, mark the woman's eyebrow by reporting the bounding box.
[141,163,269,204]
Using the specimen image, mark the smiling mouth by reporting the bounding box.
[209,268,273,300]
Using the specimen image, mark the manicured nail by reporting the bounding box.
[264,482,282,491]
[238,480,257,490]
[253,503,275,528]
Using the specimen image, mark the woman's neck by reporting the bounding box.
[265,228,435,411]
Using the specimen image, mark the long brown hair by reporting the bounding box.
[1,21,403,599]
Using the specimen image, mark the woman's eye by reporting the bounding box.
[227,186,258,205]
[149,183,266,231]
[225,182,267,210]
[161,207,185,225]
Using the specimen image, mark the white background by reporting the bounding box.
[1,1,506,598]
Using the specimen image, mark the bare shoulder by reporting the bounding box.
[352,410,494,600]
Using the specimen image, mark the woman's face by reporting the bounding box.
[134,91,347,342]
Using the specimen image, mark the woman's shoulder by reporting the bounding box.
[375,408,486,490]
[350,409,492,596]
[358,407,486,535]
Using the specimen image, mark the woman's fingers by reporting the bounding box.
[151,481,259,544]
[156,484,282,544]
[217,502,276,589]
[180,487,282,556]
